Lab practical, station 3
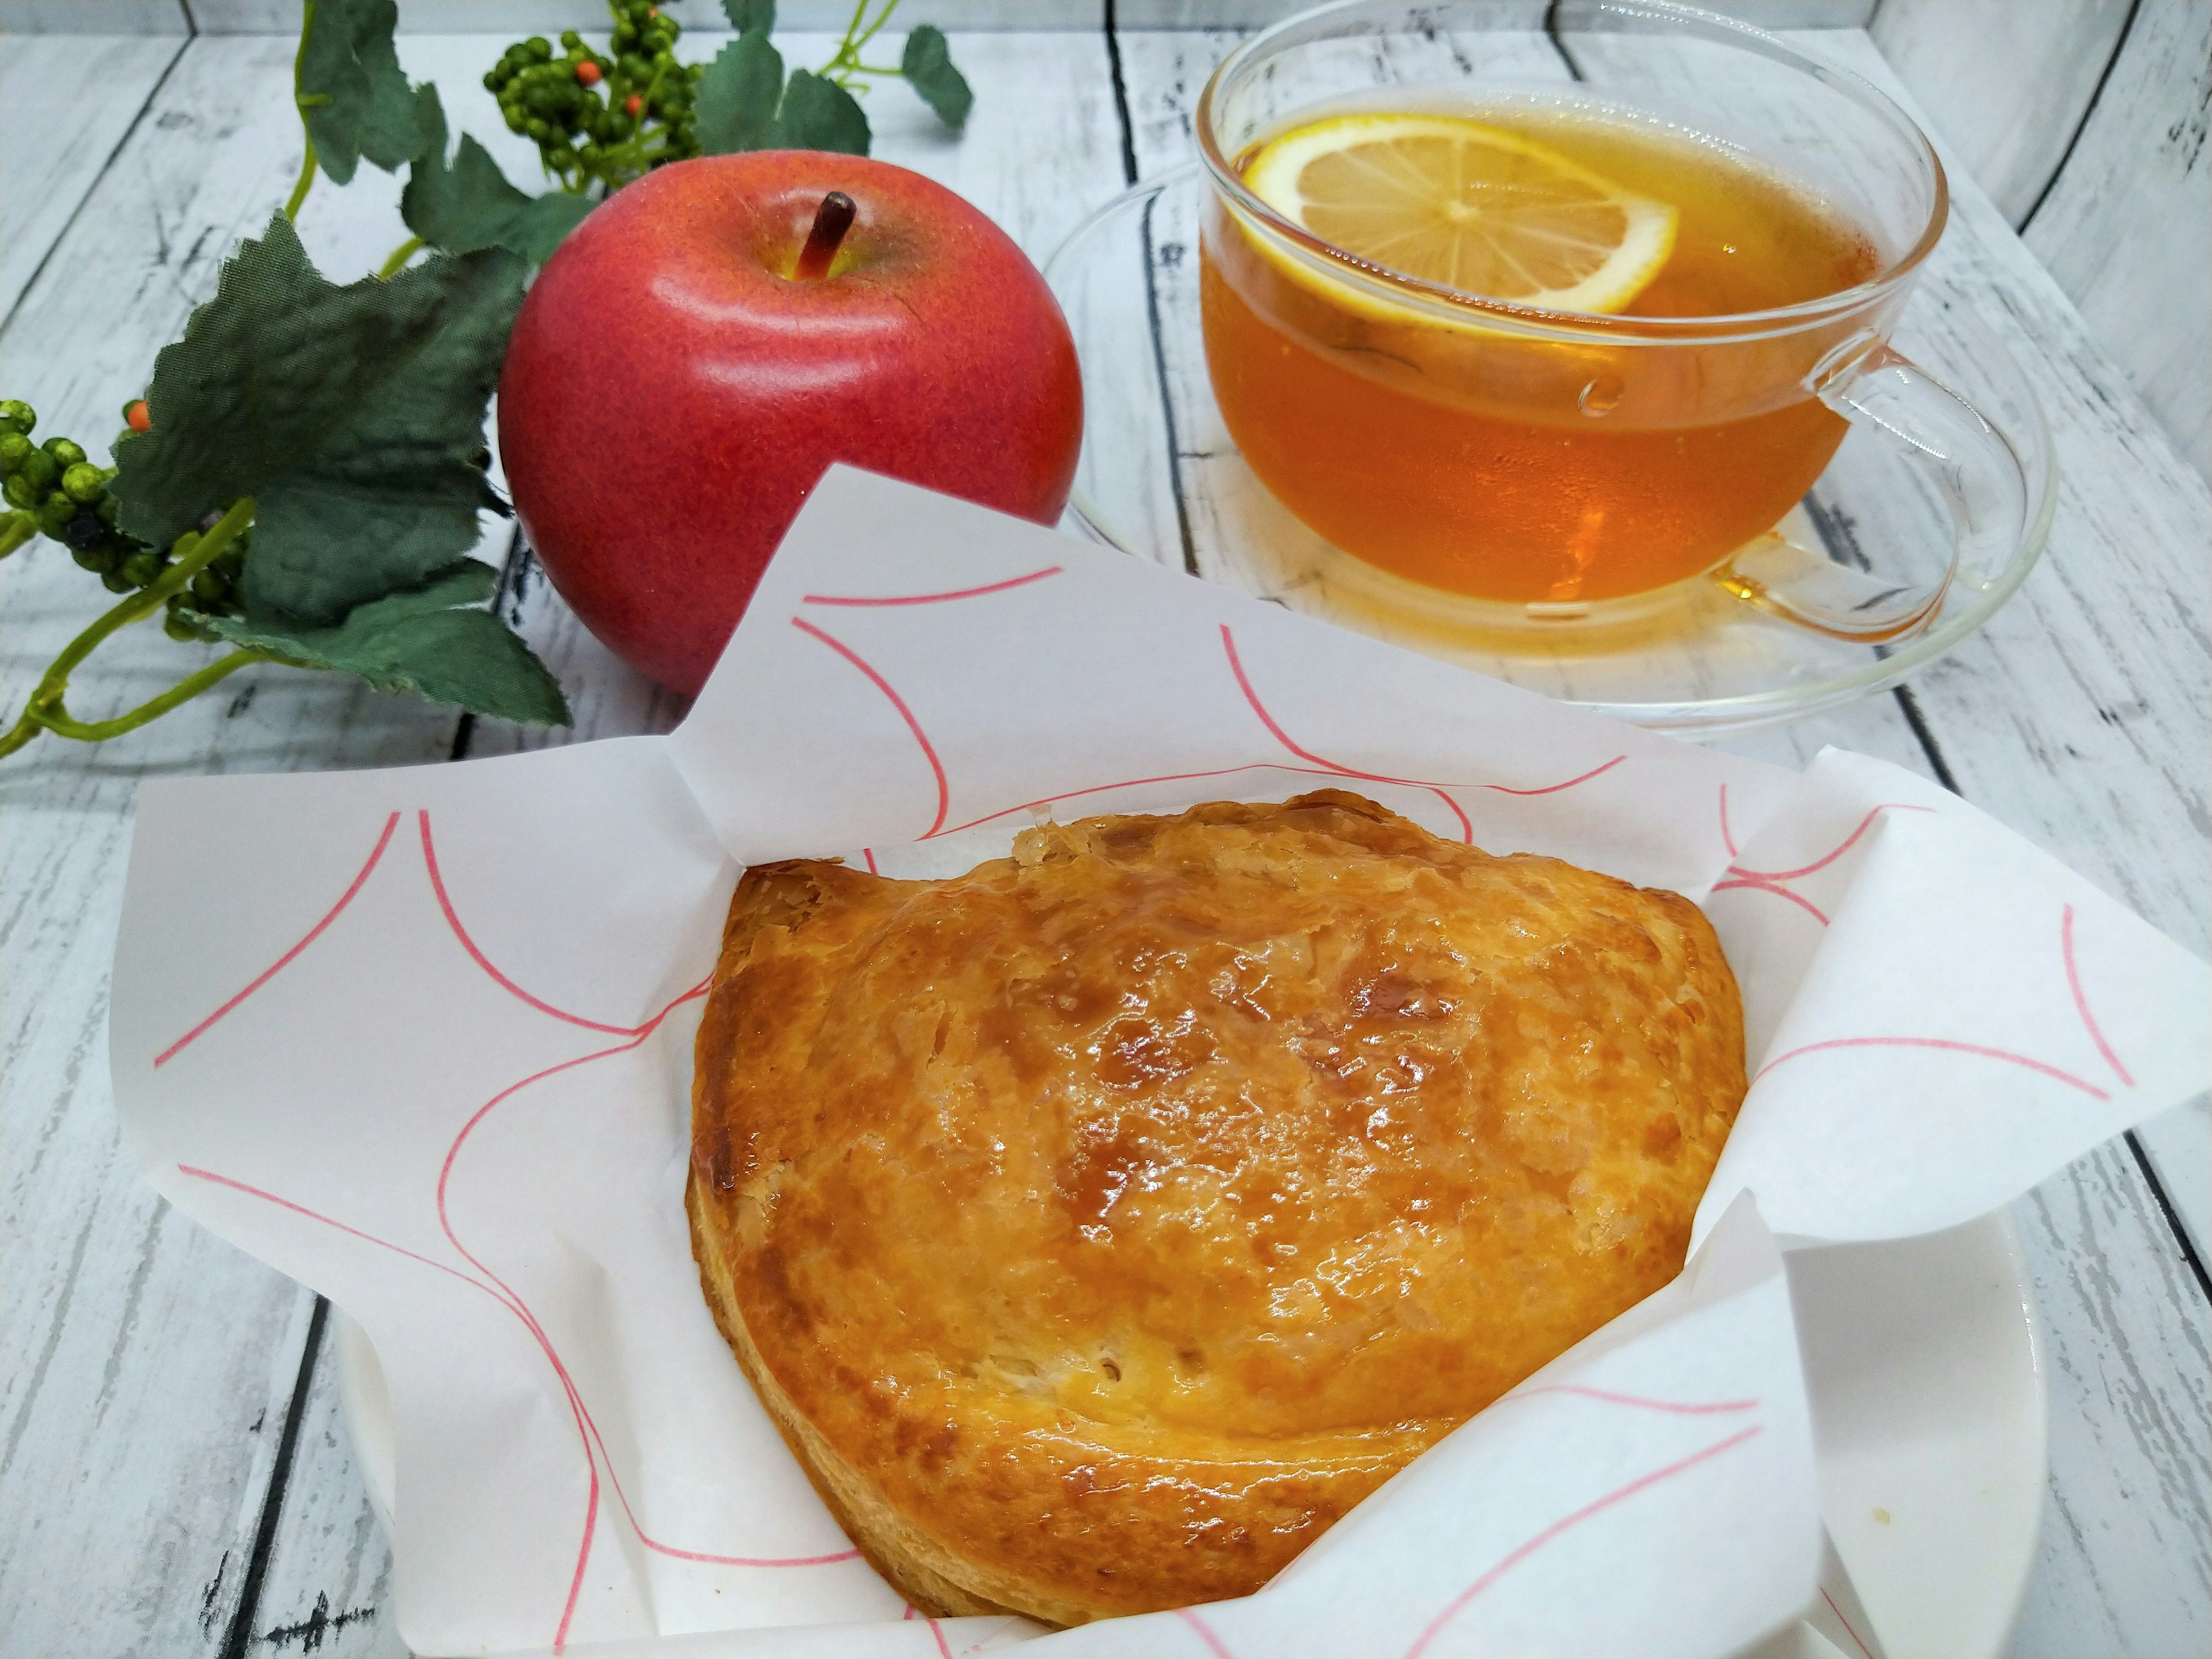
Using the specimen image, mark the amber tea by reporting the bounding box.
[1200,98,1885,606]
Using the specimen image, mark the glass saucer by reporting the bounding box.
[1041,166,2057,738]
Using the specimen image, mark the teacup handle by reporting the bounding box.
[1714,332,2033,642]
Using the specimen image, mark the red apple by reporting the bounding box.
[498,152,1084,698]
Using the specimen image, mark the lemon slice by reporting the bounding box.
[1243,112,1677,315]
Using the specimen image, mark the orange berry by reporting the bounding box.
[575,59,603,85]
[624,94,643,117]
[125,400,151,433]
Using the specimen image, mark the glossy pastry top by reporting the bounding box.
[690,791,1745,1623]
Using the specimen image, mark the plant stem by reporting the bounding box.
[850,0,900,55]
[378,235,426,279]
[286,1,321,221]
[0,512,35,560]
[0,497,259,760]
[837,0,871,55]
[0,707,44,759]
[30,651,276,743]
[820,1,903,84]
[285,139,319,221]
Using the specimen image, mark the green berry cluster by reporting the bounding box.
[0,400,249,641]
[483,3,705,192]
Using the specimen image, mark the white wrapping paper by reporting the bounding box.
[112,468,2212,1659]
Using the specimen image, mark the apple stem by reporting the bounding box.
[795,191,857,280]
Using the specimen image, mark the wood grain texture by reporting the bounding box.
[180,0,1122,31]
[2010,1141,2212,1659]
[1113,23,2211,1658]
[241,1331,406,1659]
[0,33,185,320]
[1868,0,2134,226]
[0,1,187,33]
[2021,0,2212,484]
[1,0,1873,33]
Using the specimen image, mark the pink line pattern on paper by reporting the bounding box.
[1708,874,1831,925]
[933,760,1355,839]
[1220,626,1627,843]
[1484,756,1627,796]
[896,1606,956,1658]
[420,812,658,1037]
[1756,1036,2111,1101]
[1709,789,1935,927]
[177,1156,608,1648]
[1176,1607,1236,1658]
[2062,903,2135,1088]
[430,1009,861,1602]
[791,616,950,838]
[1728,803,1936,882]
[1495,1384,1759,1417]
[1222,625,1474,842]
[177,1164,494,1298]
[780,612,1626,850]
[154,812,401,1068]
[171,809,875,1652]
[1402,1425,1763,1658]
[1821,1586,1877,1659]
[800,566,1063,607]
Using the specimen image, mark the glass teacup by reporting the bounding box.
[1195,0,2035,642]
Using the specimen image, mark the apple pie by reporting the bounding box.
[687,790,1744,1625]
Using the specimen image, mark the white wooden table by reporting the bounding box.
[2,8,2206,1658]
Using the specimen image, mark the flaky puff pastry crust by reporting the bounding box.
[688,791,1744,1627]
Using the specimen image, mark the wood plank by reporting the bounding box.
[1113,22,2211,1659]
[4,1,1873,33]
[183,0,1118,32]
[242,1325,408,1659]
[2008,1140,2212,1659]
[2019,0,2212,483]
[0,1,186,32]
[0,33,186,320]
[0,30,519,1657]
[1867,0,2134,227]
[1120,0,1872,25]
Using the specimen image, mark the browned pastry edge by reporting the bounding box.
[688,793,1745,1627]
[686,1171,1035,1624]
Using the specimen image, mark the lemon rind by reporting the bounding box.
[1237,112,1679,324]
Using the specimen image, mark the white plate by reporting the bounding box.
[335,1208,2044,1659]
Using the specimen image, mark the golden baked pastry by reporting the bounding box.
[688,791,1744,1626]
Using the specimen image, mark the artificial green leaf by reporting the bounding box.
[695,30,785,155]
[111,213,526,627]
[202,560,571,725]
[900,25,971,130]
[402,85,594,266]
[722,0,775,32]
[298,0,425,185]
[776,70,871,156]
